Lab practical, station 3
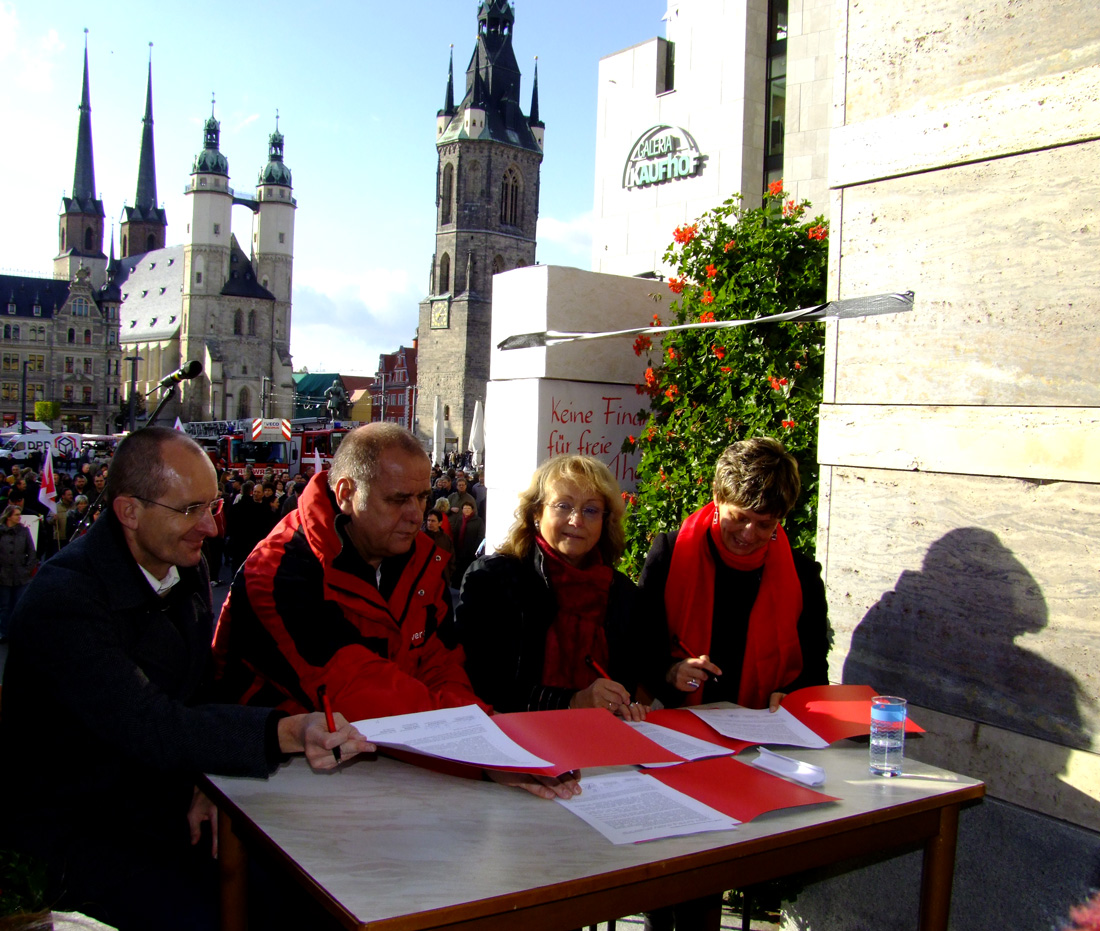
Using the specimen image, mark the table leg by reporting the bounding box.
[918,803,960,931]
[219,808,249,931]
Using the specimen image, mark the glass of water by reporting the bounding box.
[870,695,907,776]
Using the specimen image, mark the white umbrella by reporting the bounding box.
[432,395,444,466]
[468,400,485,468]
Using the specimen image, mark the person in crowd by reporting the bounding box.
[0,504,37,643]
[455,454,647,721]
[424,509,455,587]
[280,472,307,517]
[431,495,452,537]
[450,499,484,585]
[639,437,830,711]
[54,487,75,548]
[227,480,277,573]
[470,467,487,519]
[274,479,286,501]
[431,473,451,505]
[0,428,370,930]
[213,423,577,800]
[447,474,474,516]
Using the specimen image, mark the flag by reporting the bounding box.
[38,446,58,514]
[311,447,324,476]
[173,416,186,432]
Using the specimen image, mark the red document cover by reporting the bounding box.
[493,708,682,776]
[647,756,838,823]
[783,685,926,740]
[645,708,756,754]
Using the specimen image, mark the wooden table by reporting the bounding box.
[204,740,983,931]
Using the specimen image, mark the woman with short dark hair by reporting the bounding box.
[640,436,831,711]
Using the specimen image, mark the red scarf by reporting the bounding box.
[663,501,803,708]
[536,536,614,690]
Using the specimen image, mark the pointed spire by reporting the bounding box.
[439,45,456,117]
[134,43,158,212]
[71,29,97,203]
[529,56,543,127]
[471,45,486,108]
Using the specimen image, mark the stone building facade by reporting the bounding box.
[415,0,544,452]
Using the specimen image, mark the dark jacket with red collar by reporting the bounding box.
[212,471,483,721]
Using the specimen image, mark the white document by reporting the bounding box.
[556,771,740,844]
[626,721,734,767]
[688,706,828,749]
[350,704,552,769]
[751,747,827,786]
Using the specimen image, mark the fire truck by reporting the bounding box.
[183,418,359,474]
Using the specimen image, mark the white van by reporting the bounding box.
[0,432,83,464]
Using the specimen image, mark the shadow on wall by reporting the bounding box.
[843,527,1090,751]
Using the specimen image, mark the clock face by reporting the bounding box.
[430,301,449,329]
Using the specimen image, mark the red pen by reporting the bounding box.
[675,637,718,686]
[584,654,612,680]
[316,684,341,762]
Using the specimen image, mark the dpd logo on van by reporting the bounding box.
[55,435,78,457]
[622,125,704,190]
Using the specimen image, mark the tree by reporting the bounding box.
[34,400,61,426]
[620,183,828,575]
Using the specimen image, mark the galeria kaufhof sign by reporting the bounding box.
[622,125,703,189]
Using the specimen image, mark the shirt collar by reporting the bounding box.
[138,563,181,596]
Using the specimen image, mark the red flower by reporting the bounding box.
[667,275,686,294]
[664,385,679,401]
[794,361,802,370]
[782,419,796,429]
[632,334,652,356]
[652,314,662,326]
[782,199,800,218]
[701,290,714,304]
[644,367,658,387]
[667,347,677,360]
[672,223,698,244]
[720,366,731,373]
[705,264,717,278]
[724,239,736,252]
[712,344,726,360]
[699,310,715,323]
[779,377,788,385]
[768,376,783,391]
[768,179,784,196]
[626,436,636,445]
[807,225,828,241]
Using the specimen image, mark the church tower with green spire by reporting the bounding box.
[54,30,107,288]
[416,0,544,454]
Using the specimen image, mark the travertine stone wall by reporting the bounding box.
[784,0,835,215]
[801,0,1100,926]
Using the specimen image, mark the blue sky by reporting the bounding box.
[0,0,668,374]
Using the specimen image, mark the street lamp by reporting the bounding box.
[124,355,143,432]
[20,360,30,434]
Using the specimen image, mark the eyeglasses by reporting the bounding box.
[133,496,225,520]
[546,502,606,522]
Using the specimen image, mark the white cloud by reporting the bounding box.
[537,210,594,267]
[233,113,260,133]
[0,5,63,94]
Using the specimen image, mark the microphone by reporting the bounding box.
[157,360,203,389]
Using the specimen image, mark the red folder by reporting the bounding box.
[647,684,924,752]
[493,708,682,776]
[647,756,838,823]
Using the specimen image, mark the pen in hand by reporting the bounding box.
[675,637,719,686]
[316,684,341,763]
[584,654,612,680]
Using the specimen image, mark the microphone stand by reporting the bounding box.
[143,383,177,429]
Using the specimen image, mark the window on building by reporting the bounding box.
[492,255,505,276]
[32,384,44,402]
[84,227,93,251]
[108,332,116,346]
[441,163,454,224]
[82,386,92,404]
[248,310,257,336]
[72,298,88,317]
[64,385,74,402]
[32,304,41,317]
[196,272,203,284]
[234,310,243,335]
[0,383,15,401]
[122,235,128,255]
[237,386,251,420]
[146,234,156,251]
[764,0,788,193]
[31,355,43,372]
[83,358,92,375]
[213,223,221,235]
[656,37,676,93]
[500,167,521,226]
[65,356,74,374]
[5,303,14,315]
[11,326,19,341]
[439,253,450,294]
[3,326,9,340]
[84,329,91,345]
[2,354,15,372]
[278,232,285,244]
[68,328,75,344]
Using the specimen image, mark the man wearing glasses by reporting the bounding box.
[0,427,372,931]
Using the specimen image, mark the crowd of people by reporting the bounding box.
[0,421,829,931]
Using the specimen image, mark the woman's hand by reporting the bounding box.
[486,768,582,800]
[187,786,218,858]
[667,655,723,693]
[571,678,632,713]
[278,712,376,771]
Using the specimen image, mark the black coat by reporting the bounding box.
[454,547,646,712]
